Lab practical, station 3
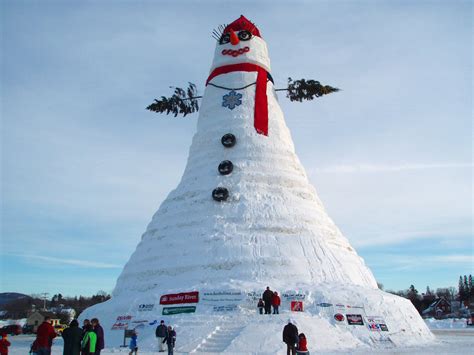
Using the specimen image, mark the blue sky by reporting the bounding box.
[1,0,472,296]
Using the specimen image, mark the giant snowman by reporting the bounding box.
[81,16,434,353]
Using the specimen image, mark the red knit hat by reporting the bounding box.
[223,15,261,38]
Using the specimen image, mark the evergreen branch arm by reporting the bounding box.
[146,83,200,117]
[284,78,339,102]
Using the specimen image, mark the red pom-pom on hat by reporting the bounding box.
[223,15,261,38]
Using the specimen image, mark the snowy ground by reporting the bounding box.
[7,323,474,354]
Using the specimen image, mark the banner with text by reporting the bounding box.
[162,306,196,315]
[160,291,199,305]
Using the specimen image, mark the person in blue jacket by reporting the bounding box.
[128,330,138,355]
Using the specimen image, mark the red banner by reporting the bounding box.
[160,291,199,305]
[291,301,304,312]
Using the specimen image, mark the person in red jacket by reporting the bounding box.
[35,316,57,355]
[296,333,309,354]
[0,333,11,355]
[272,291,281,314]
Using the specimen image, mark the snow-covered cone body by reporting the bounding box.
[81,16,434,353]
[114,16,375,294]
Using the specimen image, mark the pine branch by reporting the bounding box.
[146,83,200,117]
[284,77,339,102]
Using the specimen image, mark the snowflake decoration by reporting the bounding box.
[222,90,242,110]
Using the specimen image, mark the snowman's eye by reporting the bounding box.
[219,33,230,45]
[238,30,252,41]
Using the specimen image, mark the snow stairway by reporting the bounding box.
[191,324,243,353]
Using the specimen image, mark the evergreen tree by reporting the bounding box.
[458,275,464,305]
[469,274,473,297]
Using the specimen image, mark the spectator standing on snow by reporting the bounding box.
[282,319,299,355]
[62,319,82,355]
[257,298,265,314]
[0,333,11,355]
[155,320,168,352]
[128,330,138,355]
[81,324,97,355]
[91,318,104,355]
[35,316,57,355]
[82,319,90,338]
[272,291,281,314]
[262,286,274,314]
[163,325,176,355]
[296,333,309,354]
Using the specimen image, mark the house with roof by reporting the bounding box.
[422,297,452,318]
[26,311,60,332]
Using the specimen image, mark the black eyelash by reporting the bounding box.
[211,24,227,41]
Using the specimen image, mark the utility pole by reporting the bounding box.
[40,292,49,311]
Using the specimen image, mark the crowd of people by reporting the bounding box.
[259,287,309,354]
[155,320,176,355]
[27,316,105,355]
[283,319,309,355]
[258,286,281,314]
[1,287,307,354]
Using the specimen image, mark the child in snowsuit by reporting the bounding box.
[257,298,265,314]
[0,333,11,355]
[296,333,309,354]
[272,291,281,314]
[129,331,138,355]
[163,326,176,355]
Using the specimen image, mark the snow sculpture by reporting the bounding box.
[81,16,434,352]
[114,15,376,294]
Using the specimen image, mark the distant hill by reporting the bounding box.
[0,293,32,307]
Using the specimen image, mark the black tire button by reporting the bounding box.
[221,133,236,148]
[218,160,233,175]
[212,187,229,202]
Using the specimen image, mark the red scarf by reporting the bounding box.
[206,63,269,136]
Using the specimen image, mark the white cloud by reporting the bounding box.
[368,254,473,271]
[13,254,122,269]
[312,163,472,174]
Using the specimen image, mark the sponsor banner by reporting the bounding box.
[111,315,132,330]
[131,320,148,324]
[346,314,364,326]
[316,303,333,307]
[365,316,389,332]
[246,291,260,301]
[334,313,345,322]
[201,290,245,304]
[111,322,128,330]
[213,304,238,312]
[160,291,199,305]
[291,301,304,312]
[346,305,365,310]
[162,306,196,315]
[244,291,262,308]
[138,303,155,312]
[282,292,305,301]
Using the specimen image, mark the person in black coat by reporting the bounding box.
[283,319,299,355]
[262,286,274,314]
[155,320,168,352]
[62,319,83,355]
[91,318,104,355]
